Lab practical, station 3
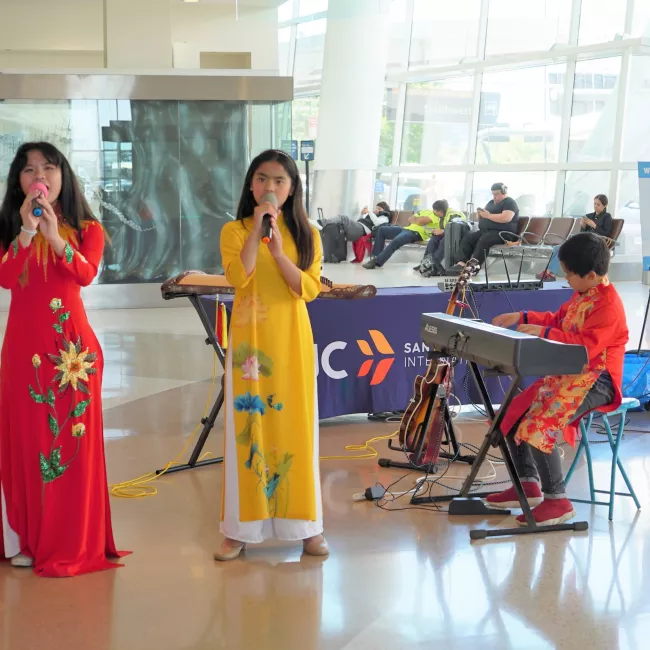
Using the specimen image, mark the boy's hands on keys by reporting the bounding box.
[492,313,520,328]
[517,324,543,336]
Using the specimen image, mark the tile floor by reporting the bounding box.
[1,268,650,650]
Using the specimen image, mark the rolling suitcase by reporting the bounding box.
[443,220,470,271]
[321,222,347,263]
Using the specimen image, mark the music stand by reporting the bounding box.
[155,292,225,475]
[411,361,589,540]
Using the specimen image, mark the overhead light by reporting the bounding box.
[183,0,200,3]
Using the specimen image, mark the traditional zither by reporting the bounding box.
[161,270,377,301]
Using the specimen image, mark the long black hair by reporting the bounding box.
[236,149,314,271]
[0,142,97,250]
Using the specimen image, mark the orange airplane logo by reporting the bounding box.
[356,330,395,385]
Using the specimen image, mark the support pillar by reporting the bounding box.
[311,0,390,218]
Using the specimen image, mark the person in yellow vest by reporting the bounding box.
[414,200,466,275]
[363,199,459,269]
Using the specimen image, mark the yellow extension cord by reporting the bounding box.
[109,352,398,499]
[109,354,220,498]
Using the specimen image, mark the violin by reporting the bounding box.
[398,260,480,468]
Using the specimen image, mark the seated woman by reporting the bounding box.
[538,194,613,281]
[316,202,391,242]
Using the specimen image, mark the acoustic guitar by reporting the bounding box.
[398,260,480,468]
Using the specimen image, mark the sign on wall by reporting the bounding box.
[300,140,315,161]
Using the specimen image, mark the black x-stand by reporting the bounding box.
[155,294,225,475]
[411,361,589,540]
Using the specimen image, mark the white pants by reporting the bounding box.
[1,486,20,558]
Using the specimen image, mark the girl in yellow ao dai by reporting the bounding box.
[214,149,328,561]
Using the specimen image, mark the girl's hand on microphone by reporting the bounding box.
[253,201,277,232]
[267,217,283,258]
[36,197,66,256]
[19,190,41,232]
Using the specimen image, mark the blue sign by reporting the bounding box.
[300,140,315,162]
[374,180,385,193]
[281,140,298,160]
[639,162,650,178]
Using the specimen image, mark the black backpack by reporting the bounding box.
[321,223,347,263]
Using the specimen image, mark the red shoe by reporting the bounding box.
[485,482,543,509]
[516,498,576,526]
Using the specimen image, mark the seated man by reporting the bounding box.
[486,233,628,525]
[363,201,454,269]
[449,183,519,272]
[414,200,466,276]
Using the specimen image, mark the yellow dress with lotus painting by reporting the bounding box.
[219,215,323,543]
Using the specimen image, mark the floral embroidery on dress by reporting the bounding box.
[514,288,607,453]
[232,343,273,379]
[232,347,292,515]
[29,298,97,485]
[233,295,268,328]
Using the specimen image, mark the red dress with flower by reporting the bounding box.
[501,280,629,453]
[0,219,127,577]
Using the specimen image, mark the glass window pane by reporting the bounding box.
[632,1,650,37]
[409,0,481,69]
[278,27,292,76]
[0,99,277,284]
[299,0,328,16]
[486,0,571,57]
[473,172,556,217]
[386,0,411,73]
[568,57,621,163]
[292,96,319,175]
[578,0,626,46]
[273,101,293,151]
[379,86,399,166]
[294,19,327,94]
[372,173,393,209]
[396,172,466,212]
[616,170,642,259]
[476,64,564,165]
[278,0,294,22]
[621,55,650,162]
[401,77,474,166]
[563,170,611,217]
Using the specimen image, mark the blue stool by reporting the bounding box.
[565,397,641,521]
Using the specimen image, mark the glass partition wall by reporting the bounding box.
[0,97,291,284]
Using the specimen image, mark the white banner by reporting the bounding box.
[640,162,650,279]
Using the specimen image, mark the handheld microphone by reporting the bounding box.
[29,182,48,217]
[260,193,277,244]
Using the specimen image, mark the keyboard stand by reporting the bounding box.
[411,361,589,540]
[154,293,225,475]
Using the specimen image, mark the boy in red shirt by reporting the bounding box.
[486,232,629,525]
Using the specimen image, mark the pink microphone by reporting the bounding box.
[29,182,48,217]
